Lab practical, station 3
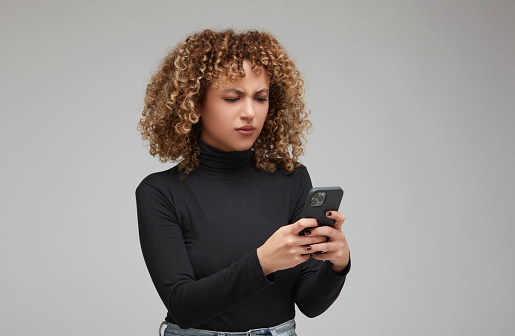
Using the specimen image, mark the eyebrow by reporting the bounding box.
[221,88,269,94]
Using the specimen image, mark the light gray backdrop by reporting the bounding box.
[1,0,514,335]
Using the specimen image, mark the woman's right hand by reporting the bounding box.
[256,218,327,276]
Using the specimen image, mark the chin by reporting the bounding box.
[232,138,257,151]
[232,143,253,152]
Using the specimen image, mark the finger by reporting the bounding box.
[310,251,335,260]
[299,235,327,246]
[326,211,345,231]
[302,244,328,255]
[309,225,341,240]
[291,218,318,233]
[305,242,332,254]
[302,226,327,237]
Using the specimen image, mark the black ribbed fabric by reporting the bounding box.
[136,139,350,331]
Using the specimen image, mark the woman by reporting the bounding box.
[136,29,350,336]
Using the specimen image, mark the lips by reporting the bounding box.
[236,125,256,131]
[235,125,257,136]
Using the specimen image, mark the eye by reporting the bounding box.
[255,97,269,103]
[224,98,239,103]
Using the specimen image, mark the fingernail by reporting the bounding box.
[305,230,311,236]
[327,211,332,216]
[306,246,312,251]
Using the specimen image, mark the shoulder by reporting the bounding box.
[292,164,312,189]
[264,163,312,194]
[136,166,181,195]
[139,166,178,184]
[271,163,310,180]
[135,167,184,215]
[294,164,310,176]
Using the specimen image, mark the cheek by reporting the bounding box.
[259,106,269,126]
[257,103,269,118]
[202,104,229,127]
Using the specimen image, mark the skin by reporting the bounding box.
[304,211,350,274]
[199,60,350,275]
[257,213,350,275]
[199,60,270,152]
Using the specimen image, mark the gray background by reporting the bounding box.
[1,0,514,335]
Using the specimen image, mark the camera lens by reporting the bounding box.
[311,200,317,206]
[318,195,324,202]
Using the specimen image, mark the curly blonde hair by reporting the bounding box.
[139,28,311,176]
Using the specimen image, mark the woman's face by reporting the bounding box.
[199,60,270,152]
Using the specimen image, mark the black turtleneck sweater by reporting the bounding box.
[136,140,350,331]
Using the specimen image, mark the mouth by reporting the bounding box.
[236,125,256,131]
[235,125,256,136]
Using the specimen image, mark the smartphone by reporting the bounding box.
[299,186,344,235]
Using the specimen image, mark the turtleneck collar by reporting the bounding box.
[197,138,253,177]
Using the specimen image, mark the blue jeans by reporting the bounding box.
[160,319,297,336]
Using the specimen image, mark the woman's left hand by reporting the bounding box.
[303,211,350,274]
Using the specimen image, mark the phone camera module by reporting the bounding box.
[311,192,326,207]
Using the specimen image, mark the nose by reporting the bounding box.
[240,97,256,120]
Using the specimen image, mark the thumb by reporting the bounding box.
[327,211,345,231]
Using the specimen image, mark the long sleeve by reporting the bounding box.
[294,256,350,317]
[136,182,273,328]
[136,146,349,331]
[289,166,351,317]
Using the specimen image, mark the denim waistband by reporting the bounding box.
[160,319,296,336]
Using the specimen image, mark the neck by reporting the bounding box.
[196,138,253,177]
